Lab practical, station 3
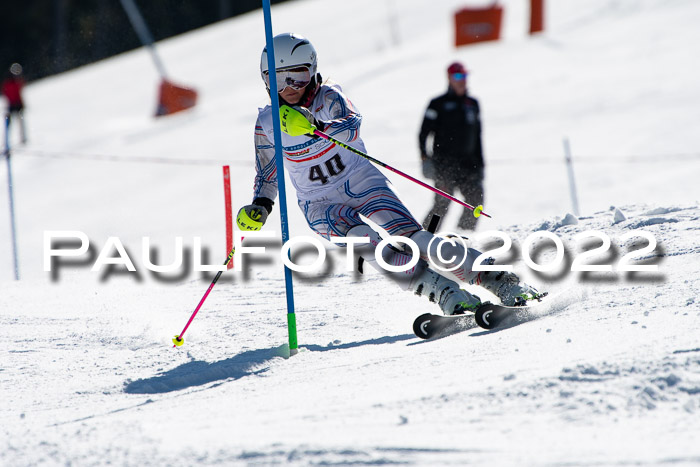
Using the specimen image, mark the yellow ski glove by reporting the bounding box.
[236,204,269,231]
[280,105,319,136]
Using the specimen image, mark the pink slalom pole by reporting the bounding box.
[172,245,236,348]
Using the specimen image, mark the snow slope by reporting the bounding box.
[2,0,700,465]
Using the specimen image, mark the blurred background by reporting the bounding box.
[1,0,292,82]
[1,0,699,283]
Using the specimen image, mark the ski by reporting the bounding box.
[412,312,476,339]
[413,293,550,339]
[474,303,530,329]
[474,293,549,330]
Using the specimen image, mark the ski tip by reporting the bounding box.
[413,313,435,339]
[474,304,502,330]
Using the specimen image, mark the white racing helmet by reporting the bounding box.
[260,33,318,93]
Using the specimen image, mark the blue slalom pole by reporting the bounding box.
[262,0,298,356]
[4,114,19,280]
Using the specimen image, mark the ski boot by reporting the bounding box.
[411,267,481,315]
[476,259,545,306]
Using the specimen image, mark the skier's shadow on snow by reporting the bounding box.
[303,334,415,352]
[123,335,414,394]
[123,346,284,394]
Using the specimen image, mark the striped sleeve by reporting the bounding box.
[321,86,362,143]
[252,117,278,202]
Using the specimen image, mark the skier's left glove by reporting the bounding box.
[236,197,274,231]
[280,105,325,137]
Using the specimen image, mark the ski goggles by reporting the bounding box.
[450,72,467,81]
[263,66,312,92]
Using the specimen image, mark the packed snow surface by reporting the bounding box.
[1,0,699,465]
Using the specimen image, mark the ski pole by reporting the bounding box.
[279,105,490,218]
[315,128,489,218]
[172,245,236,348]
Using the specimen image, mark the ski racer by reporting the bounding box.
[236,33,543,315]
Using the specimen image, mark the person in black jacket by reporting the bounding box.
[419,61,484,231]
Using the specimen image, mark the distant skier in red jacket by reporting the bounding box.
[2,63,27,144]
